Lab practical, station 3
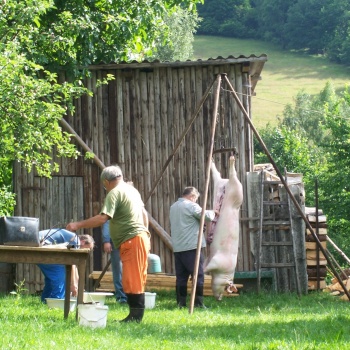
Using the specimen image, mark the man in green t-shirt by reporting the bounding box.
[67,165,150,323]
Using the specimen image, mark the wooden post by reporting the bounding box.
[189,74,222,314]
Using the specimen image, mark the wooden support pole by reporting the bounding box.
[59,118,106,169]
[189,74,222,314]
[327,236,350,265]
[325,249,349,281]
[223,74,350,301]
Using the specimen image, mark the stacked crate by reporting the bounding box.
[305,207,328,290]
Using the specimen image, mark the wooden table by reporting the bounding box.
[0,245,90,320]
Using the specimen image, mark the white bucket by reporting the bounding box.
[78,304,109,329]
[45,298,76,312]
[144,292,156,309]
[83,292,113,305]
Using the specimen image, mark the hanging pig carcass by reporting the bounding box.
[204,155,243,300]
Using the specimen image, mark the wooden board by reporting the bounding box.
[307,259,327,266]
[90,271,243,297]
[305,241,327,250]
[306,250,325,260]
[306,228,327,235]
[308,279,327,290]
[307,215,327,223]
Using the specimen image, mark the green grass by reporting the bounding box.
[193,35,350,128]
[1,291,350,349]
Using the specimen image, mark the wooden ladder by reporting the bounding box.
[256,169,301,295]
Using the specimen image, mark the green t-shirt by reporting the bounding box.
[100,182,149,248]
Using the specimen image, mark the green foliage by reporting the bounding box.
[146,6,201,61]
[254,0,294,48]
[0,185,16,216]
[318,89,350,221]
[198,0,255,38]
[12,0,203,69]
[0,1,89,215]
[254,124,325,206]
[284,0,328,53]
[282,82,337,145]
[10,280,28,298]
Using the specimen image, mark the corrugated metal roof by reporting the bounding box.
[89,54,268,91]
[91,54,267,68]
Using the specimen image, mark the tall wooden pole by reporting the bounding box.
[189,74,222,314]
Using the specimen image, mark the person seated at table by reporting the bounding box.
[37,228,94,303]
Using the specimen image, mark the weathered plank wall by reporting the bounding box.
[13,57,267,293]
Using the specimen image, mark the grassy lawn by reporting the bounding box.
[1,290,350,349]
[193,35,350,128]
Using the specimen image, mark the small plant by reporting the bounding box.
[10,280,27,298]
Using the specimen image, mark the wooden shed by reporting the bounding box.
[11,54,302,294]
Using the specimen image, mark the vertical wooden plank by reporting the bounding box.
[234,64,248,271]
[159,67,170,270]
[183,67,192,186]
[178,68,187,186]
[21,165,30,290]
[108,70,118,164]
[195,65,205,196]
[30,176,41,293]
[140,72,151,201]
[93,72,99,160]
[151,67,161,256]
[172,68,181,197]
[146,71,159,255]
[189,66,197,187]
[159,67,168,229]
[135,71,144,195]
[122,76,131,176]
[165,67,173,233]
[100,70,109,166]
[129,70,142,190]
[116,70,125,164]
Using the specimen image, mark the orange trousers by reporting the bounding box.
[119,231,150,294]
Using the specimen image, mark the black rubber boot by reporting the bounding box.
[176,285,187,308]
[194,285,207,309]
[120,293,145,323]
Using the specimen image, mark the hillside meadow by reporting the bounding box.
[193,36,350,128]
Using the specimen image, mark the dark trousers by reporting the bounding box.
[174,249,204,288]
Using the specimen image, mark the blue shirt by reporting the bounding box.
[39,228,80,247]
[102,221,111,244]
